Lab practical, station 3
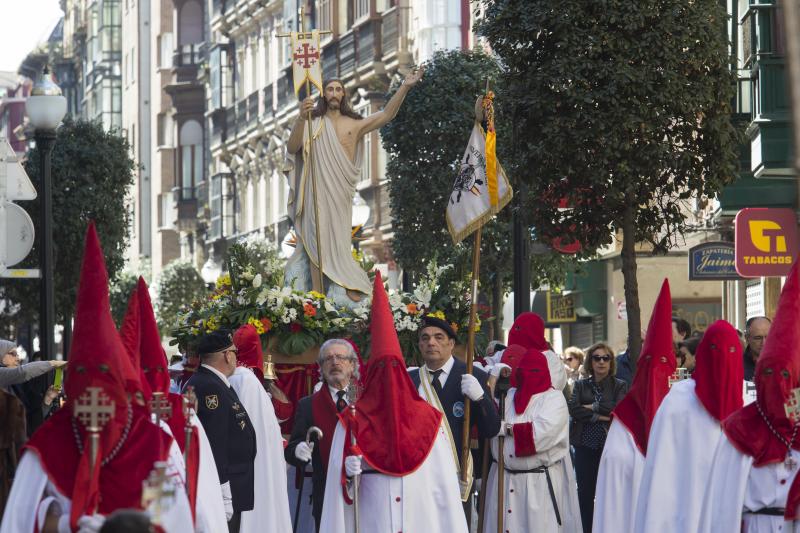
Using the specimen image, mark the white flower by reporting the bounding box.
[288,308,298,321]
[252,273,263,288]
[388,292,402,308]
[323,300,336,313]
[255,288,270,306]
[413,287,432,307]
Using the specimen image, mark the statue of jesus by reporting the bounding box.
[284,69,424,308]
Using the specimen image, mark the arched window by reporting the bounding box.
[178,0,203,45]
[179,120,203,199]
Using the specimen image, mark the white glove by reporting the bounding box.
[76,514,105,533]
[345,455,363,478]
[461,374,485,401]
[295,441,313,463]
[221,481,234,521]
[490,363,512,378]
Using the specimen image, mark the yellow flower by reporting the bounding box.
[309,290,326,300]
[206,315,219,332]
[247,316,265,335]
[429,310,446,320]
[215,273,231,289]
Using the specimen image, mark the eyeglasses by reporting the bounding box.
[322,354,350,364]
[592,355,611,362]
[223,348,239,356]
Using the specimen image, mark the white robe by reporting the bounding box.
[0,450,192,532]
[319,420,468,533]
[229,367,292,533]
[483,388,581,533]
[190,412,229,533]
[592,418,645,533]
[698,437,800,533]
[633,379,723,532]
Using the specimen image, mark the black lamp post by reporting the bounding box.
[26,67,66,361]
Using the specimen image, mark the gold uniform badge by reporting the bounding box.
[205,395,219,410]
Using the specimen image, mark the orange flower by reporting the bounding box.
[303,303,317,317]
[260,317,273,333]
[450,322,459,333]
[407,303,418,315]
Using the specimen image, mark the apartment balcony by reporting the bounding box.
[248,91,259,127]
[262,83,274,116]
[172,186,199,231]
[165,44,206,110]
[225,104,237,139]
[236,98,248,130]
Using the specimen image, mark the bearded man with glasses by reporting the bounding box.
[568,342,628,533]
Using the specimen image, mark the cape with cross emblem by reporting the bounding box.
[291,30,323,96]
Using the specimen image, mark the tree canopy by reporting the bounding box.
[477,0,741,362]
[0,118,136,339]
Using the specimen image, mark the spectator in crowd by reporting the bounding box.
[614,347,634,387]
[743,316,771,381]
[563,346,586,387]
[569,342,628,533]
[0,341,65,435]
[484,340,506,360]
[677,334,702,373]
[672,316,691,344]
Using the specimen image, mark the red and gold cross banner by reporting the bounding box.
[291,30,324,96]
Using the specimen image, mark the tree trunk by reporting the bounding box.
[621,204,643,371]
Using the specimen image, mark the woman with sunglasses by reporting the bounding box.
[568,342,628,532]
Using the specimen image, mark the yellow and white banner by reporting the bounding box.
[291,31,324,96]
[446,124,513,244]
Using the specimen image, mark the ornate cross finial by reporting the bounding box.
[182,386,198,419]
[141,461,177,525]
[149,392,172,422]
[73,386,116,432]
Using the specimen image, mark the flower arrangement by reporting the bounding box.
[169,239,490,364]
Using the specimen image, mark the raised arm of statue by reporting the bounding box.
[358,67,425,137]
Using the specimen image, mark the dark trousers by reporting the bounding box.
[574,445,604,533]
[228,511,241,533]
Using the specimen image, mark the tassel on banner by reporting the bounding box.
[483,91,498,207]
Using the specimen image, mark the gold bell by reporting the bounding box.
[263,350,277,382]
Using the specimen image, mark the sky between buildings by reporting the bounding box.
[0,0,64,73]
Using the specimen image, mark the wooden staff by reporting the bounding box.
[497,388,507,533]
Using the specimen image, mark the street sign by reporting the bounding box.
[0,138,36,200]
[735,208,798,277]
[688,241,740,281]
[0,137,37,275]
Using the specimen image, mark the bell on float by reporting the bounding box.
[263,350,277,382]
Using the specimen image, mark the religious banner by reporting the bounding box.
[291,30,324,96]
[446,123,513,244]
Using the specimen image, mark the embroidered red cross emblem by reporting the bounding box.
[293,42,320,69]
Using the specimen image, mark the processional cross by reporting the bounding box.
[73,386,116,470]
[149,391,173,423]
[141,461,177,526]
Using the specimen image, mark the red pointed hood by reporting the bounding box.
[233,324,265,382]
[500,344,528,388]
[28,223,133,528]
[693,320,743,422]
[507,312,549,352]
[343,273,442,477]
[134,278,171,394]
[513,349,553,414]
[119,284,151,400]
[723,260,800,520]
[613,279,677,455]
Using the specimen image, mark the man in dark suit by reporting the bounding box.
[285,338,358,532]
[408,315,501,513]
[185,330,257,533]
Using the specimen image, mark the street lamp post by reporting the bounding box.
[26,67,67,361]
[351,191,370,252]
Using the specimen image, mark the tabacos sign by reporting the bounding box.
[735,208,799,277]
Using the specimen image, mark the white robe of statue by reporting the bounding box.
[698,437,800,533]
[0,449,192,533]
[592,418,645,533]
[483,388,581,533]
[229,367,292,533]
[319,420,468,533]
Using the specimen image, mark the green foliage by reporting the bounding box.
[225,235,285,293]
[381,49,575,301]
[155,260,208,334]
[0,118,136,334]
[109,271,140,328]
[477,0,741,253]
[477,0,741,359]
